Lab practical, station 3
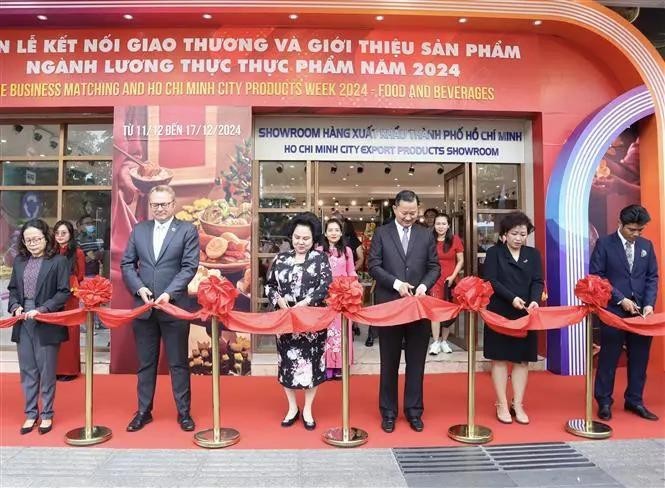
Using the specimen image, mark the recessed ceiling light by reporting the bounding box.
[202,14,213,19]
[0,139,6,143]
[39,154,45,157]
[349,165,354,169]
[289,14,299,20]
[375,15,384,21]
[123,14,134,20]
[37,15,48,21]
[533,20,542,26]
[458,17,468,23]
[342,177,347,181]
[351,200,357,205]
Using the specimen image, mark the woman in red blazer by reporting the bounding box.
[53,220,85,381]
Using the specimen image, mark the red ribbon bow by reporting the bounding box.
[326,276,364,313]
[452,276,494,311]
[197,275,238,318]
[574,275,612,309]
[74,276,113,308]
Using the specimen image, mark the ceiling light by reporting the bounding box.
[342,177,347,181]
[408,164,415,175]
[330,164,337,174]
[0,139,6,143]
[376,15,384,21]
[383,200,389,206]
[39,154,45,157]
[533,20,542,26]
[351,200,357,206]
[458,17,468,23]
[289,14,299,20]
[318,200,323,206]
[394,178,398,181]
[202,14,213,19]
[437,164,445,175]
[349,165,354,169]
[123,14,134,20]
[37,15,48,21]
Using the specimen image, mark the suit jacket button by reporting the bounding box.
[406,267,409,271]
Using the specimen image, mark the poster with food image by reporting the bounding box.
[110,105,253,375]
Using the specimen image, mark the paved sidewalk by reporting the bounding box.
[0,439,663,487]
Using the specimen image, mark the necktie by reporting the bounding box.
[625,241,634,272]
[401,226,409,254]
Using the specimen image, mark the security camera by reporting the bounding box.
[14,124,24,133]
[49,139,58,149]
[276,163,284,174]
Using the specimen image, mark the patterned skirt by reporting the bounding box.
[276,330,327,389]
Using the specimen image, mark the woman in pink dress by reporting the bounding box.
[319,218,357,380]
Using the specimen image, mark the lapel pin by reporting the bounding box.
[171,227,176,232]
[523,259,528,263]
[640,249,647,257]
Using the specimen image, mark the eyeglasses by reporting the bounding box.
[24,237,45,245]
[149,201,174,209]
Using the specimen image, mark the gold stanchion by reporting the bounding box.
[448,311,493,444]
[565,314,612,439]
[65,311,112,446]
[323,315,368,447]
[194,316,240,448]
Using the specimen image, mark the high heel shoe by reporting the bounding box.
[281,409,300,427]
[38,419,53,435]
[510,402,530,424]
[20,419,37,435]
[495,402,513,424]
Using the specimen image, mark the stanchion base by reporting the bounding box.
[448,424,493,444]
[322,427,369,448]
[193,428,240,448]
[564,419,612,439]
[64,426,112,446]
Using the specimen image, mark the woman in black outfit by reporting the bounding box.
[482,212,544,425]
[8,219,71,435]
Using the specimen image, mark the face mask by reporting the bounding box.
[84,225,95,234]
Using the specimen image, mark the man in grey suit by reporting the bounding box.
[368,190,440,433]
[121,185,199,432]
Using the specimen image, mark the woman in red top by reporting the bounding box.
[53,220,85,381]
[429,213,464,355]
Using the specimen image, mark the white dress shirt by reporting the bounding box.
[153,217,174,259]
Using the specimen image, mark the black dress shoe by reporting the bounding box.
[302,416,316,430]
[597,404,611,421]
[38,420,53,435]
[178,414,195,431]
[407,417,424,432]
[365,336,374,347]
[281,409,300,427]
[20,419,37,435]
[624,403,659,421]
[127,411,153,432]
[381,418,395,433]
[56,375,77,382]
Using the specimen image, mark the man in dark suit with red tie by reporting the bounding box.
[368,190,440,433]
[121,185,200,432]
[590,204,659,421]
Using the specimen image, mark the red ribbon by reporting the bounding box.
[452,276,493,312]
[196,275,238,319]
[74,276,113,308]
[1,275,663,337]
[326,276,364,314]
[574,275,612,309]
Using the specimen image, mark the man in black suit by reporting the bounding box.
[368,190,440,432]
[121,185,200,432]
[590,204,659,421]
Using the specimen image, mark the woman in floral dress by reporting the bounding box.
[265,213,333,430]
[318,218,357,380]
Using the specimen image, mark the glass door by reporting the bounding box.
[250,160,314,353]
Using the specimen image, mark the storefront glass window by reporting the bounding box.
[1,160,59,186]
[476,164,520,210]
[259,213,296,253]
[65,124,113,157]
[0,124,60,158]
[259,161,307,208]
[63,160,112,186]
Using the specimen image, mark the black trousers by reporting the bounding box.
[594,322,652,407]
[378,320,430,419]
[133,310,191,416]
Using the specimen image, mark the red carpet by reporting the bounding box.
[1,371,664,449]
